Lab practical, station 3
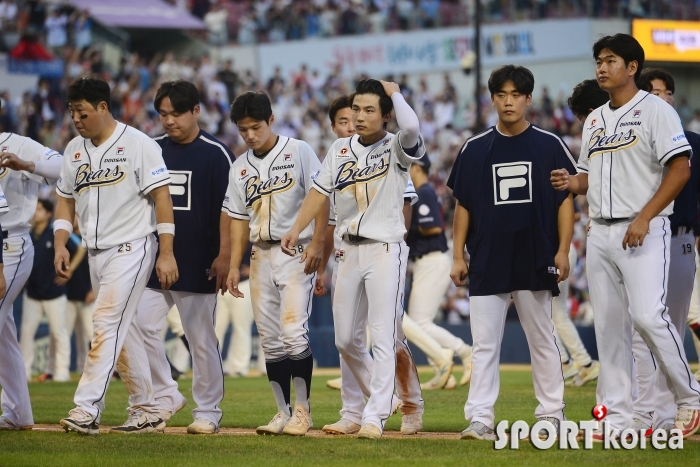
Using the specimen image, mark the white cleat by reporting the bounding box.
[187,418,219,434]
[444,374,457,390]
[0,416,32,431]
[357,423,382,439]
[322,418,361,435]
[457,345,473,386]
[562,361,578,380]
[60,408,99,435]
[256,411,291,436]
[110,410,165,434]
[400,412,423,435]
[326,377,342,390]
[282,404,313,436]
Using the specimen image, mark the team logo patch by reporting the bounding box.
[338,250,345,261]
[73,152,81,161]
[284,154,291,161]
[240,168,247,177]
[116,147,125,155]
[74,163,127,194]
[1,146,7,152]
[251,248,257,260]
[671,132,687,143]
[382,139,390,146]
[169,170,192,211]
[150,165,168,178]
[589,118,596,127]
[339,147,349,156]
[633,110,642,118]
[492,161,532,205]
[587,128,638,159]
[418,204,430,216]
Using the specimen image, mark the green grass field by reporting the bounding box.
[1,367,698,466]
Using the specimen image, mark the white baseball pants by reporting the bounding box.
[588,218,700,431]
[65,299,94,373]
[215,280,262,375]
[688,249,700,360]
[552,246,592,367]
[633,231,696,427]
[249,243,315,361]
[128,289,223,425]
[73,235,158,420]
[333,240,423,430]
[465,290,565,428]
[0,234,34,427]
[20,294,70,381]
[408,251,468,352]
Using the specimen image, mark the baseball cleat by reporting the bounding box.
[161,395,188,423]
[60,408,99,435]
[674,407,700,438]
[322,418,361,435]
[38,373,53,383]
[461,421,497,440]
[444,374,457,390]
[256,410,291,435]
[536,417,560,440]
[326,377,342,390]
[187,418,219,434]
[561,361,578,380]
[566,360,600,387]
[357,423,382,439]
[658,422,675,434]
[0,416,32,431]
[632,418,652,437]
[420,350,454,390]
[110,410,165,434]
[400,412,423,435]
[457,345,473,386]
[390,397,403,416]
[282,404,313,436]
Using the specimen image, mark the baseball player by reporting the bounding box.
[282,79,425,439]
[407,154,473,386]
[688,255,700,383]
[224,91,329,436]
[551,34,700,438]
[115,80,233,434]
[55,75,176,435]
[318,95,443,435]
[0,111,61,430]
[630,68,700,433]
[450,65,573,441]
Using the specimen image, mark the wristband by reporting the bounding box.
[53,219,73,235]
[157,223,175,236]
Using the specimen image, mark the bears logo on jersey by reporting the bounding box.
[243,172,295,208]
[335,158,389,192]
[586,127,638,159]
[74,163,127,194]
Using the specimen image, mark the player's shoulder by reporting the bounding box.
[121,123,159,149]
[153,133,169,147]
[197,130,235,162]
[458,127,494,155]
[285,136,316,155]
[64,133,85,153]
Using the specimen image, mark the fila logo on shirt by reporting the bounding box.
[244,172,295,207]
[74,163,127,194]
[168,170,192,211]
[492,162,532,205]
[586,128,638,159]
[335,159,389,192]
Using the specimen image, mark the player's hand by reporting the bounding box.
[554,251,570,283]
[156,252,179,290]
[380,80,401,97]
[313,267,327,296]
[0,264,6,300]
[0,152,33,172]
[301,241,323,275]
[450,258,468,287]
[209,254,230,295]
[226,268,245,298]
[54,245,72,280]
[54,270,72,286]
[550,169,570,191]
[281,230,300,256]
[622,217,650,250]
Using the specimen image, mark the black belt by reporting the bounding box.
[596,217,630,225]
[263,239,281,245]
[344,234,368,244]
[671,225,693,237]
[2,230,7,239]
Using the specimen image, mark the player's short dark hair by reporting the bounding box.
[67,75,112,112]
[568,79,609,117]
[592,34,645,82]
[230,91,272,124]
[351,79,393,117]
[37,198,54,213]
[637,68,675,94]
[154,80,200,114]
[487,65,535,96]
[328,95,352,125]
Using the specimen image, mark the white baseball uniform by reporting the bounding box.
[57,122,171,421]
[0,132,58,428]
[313,124,425,429]
[579,90,700,431]
[223,135,321,415]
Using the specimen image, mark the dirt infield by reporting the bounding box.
[29,424,700,441]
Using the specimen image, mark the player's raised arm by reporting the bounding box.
[149,185,179,289]
[381,80,420,151]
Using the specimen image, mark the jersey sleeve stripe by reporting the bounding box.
[222,206,250,220]
[199,135,233,165]
[659,145,692,164]
[312,181,332,195]
[56,186,74,198]
[532,126,578,168]
[576,166,589,173]
[153,134,167,141]
[141,177,171,195]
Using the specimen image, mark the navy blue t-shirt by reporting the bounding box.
[146,130,235,293]
[26,225,78,300]
[669,130,700,232]
[447,125,576,297]
[406,183,448,258]
[66,235,92,301]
